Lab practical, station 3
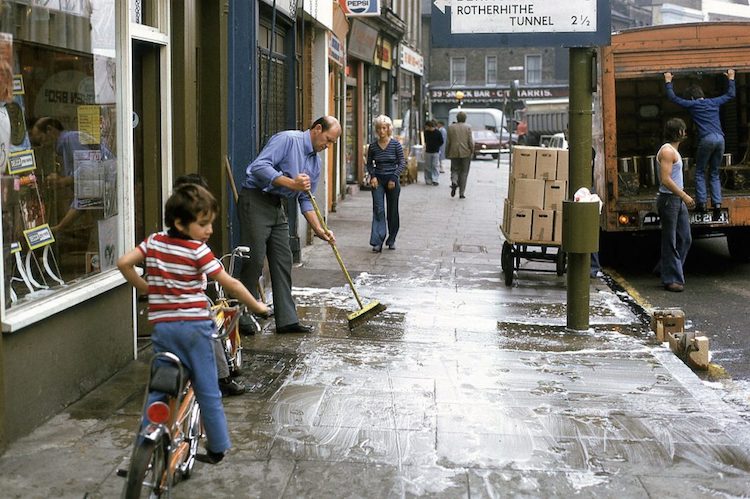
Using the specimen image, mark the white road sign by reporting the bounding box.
[435,0,597,34]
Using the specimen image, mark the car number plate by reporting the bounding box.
[690,209,728,224]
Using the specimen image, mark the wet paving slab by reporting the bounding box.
[2,165,750,497]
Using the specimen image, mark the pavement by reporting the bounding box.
[2,156,750,498]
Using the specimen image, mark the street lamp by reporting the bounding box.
[455,90,464,109]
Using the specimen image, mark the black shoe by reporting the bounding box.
[433,182,439,186]
[712,203,722,221]
[695,202,707,213]
[372,245,382,253]
[276,322,314,334]
[459,194,466,199]
[196,450,225,465]
[664,283,684,292]
[218,378,245,396]
[450,184,457,197]
[387,244,396,250]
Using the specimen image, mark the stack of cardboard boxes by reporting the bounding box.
[503,146,569,243]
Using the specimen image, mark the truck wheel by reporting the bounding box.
[726,229,750,262]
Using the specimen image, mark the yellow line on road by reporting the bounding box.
[605,267,654,311]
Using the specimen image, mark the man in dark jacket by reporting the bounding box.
[423,120,444,186]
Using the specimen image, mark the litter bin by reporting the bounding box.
[561,200,599,253]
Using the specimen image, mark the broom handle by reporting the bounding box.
[306,190,365,308]
[224,155,240,203]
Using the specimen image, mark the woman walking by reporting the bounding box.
[366,115,405,252]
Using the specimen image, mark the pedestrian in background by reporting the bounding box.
[238,116,339,334]
[656,117,695,292]
[445,111,474,199]
[366,114,405,252]
[437,120,447,173]
[664,69,735,218]
[423,120,443,186]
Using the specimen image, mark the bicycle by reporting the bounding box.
[120,351,202,498]
[209,246,257,376]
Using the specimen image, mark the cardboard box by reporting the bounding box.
[651,308,685,343]
[532,209,554,241]
[553,210,563,243]
[512,146,536,179]
[535,149,558,180]
[507,207,532,240]
[544,180,567,210]
[556,149,569,181]
[509,178,545,209]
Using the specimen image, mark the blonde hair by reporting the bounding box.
[373,114,393,131]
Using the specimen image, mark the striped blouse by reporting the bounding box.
[366,138,406,182]
[138,232,222,323]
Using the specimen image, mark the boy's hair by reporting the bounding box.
[687,83,704,100]
[164,184,218,230]
[173,173,208,189]
[664,117,687,143]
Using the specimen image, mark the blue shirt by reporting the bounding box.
[666,80,735,138]
[366,138,405,183]
[242,129,320,213]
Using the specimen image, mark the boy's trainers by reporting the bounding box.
[196,450,225,465]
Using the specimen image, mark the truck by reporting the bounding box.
[593,22,750,261]
[516,98,569,146]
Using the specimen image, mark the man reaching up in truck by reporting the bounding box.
[664,69,735,219]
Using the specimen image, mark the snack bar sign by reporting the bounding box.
[439,0,596,33]
[339,0,379,16]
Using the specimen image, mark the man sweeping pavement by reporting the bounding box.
[237,116,341,334]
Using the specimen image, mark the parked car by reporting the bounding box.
[472,129,501,159]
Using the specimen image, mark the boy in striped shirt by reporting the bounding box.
[118,184,268,464]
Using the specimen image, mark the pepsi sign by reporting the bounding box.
[339,0,380,16]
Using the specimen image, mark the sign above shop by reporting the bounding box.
[339,0,380,16]
[399,44,423,76]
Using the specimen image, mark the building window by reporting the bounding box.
[486,56,497,85]
[0,1,120,314]
[450,57,466,85]
[525,54,542,84]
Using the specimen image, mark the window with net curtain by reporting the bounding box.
[525,54,542,84]
[0,1,119,311]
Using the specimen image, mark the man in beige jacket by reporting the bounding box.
[445,111,474,198]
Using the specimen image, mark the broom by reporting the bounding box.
[306,190,386,329]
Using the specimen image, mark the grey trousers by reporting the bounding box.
[238,188,298,328]
[450,157,472,196]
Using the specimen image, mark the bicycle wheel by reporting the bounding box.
[123,437,169,499]
[179,397,202,480]
[228,327,242,377]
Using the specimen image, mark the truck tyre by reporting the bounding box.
[726,229,750,262]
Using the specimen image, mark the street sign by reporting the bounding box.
[432,0,610,47]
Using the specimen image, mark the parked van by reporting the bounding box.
[448,107,507,135]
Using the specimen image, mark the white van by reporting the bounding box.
[448,107,507,134]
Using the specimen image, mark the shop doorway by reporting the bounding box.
[132,39,165,337]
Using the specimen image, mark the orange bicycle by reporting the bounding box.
[120,351,202,498]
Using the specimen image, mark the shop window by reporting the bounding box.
[0,1,119,314]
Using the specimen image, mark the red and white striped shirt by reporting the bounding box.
[138,232,222,323]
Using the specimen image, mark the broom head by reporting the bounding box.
[347,301,387,330]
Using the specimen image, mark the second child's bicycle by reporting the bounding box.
[209,246,256,376]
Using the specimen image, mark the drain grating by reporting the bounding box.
[454,244,488,253]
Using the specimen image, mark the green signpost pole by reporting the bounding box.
[566,47,595,331]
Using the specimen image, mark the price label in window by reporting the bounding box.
[23,224,55,250]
